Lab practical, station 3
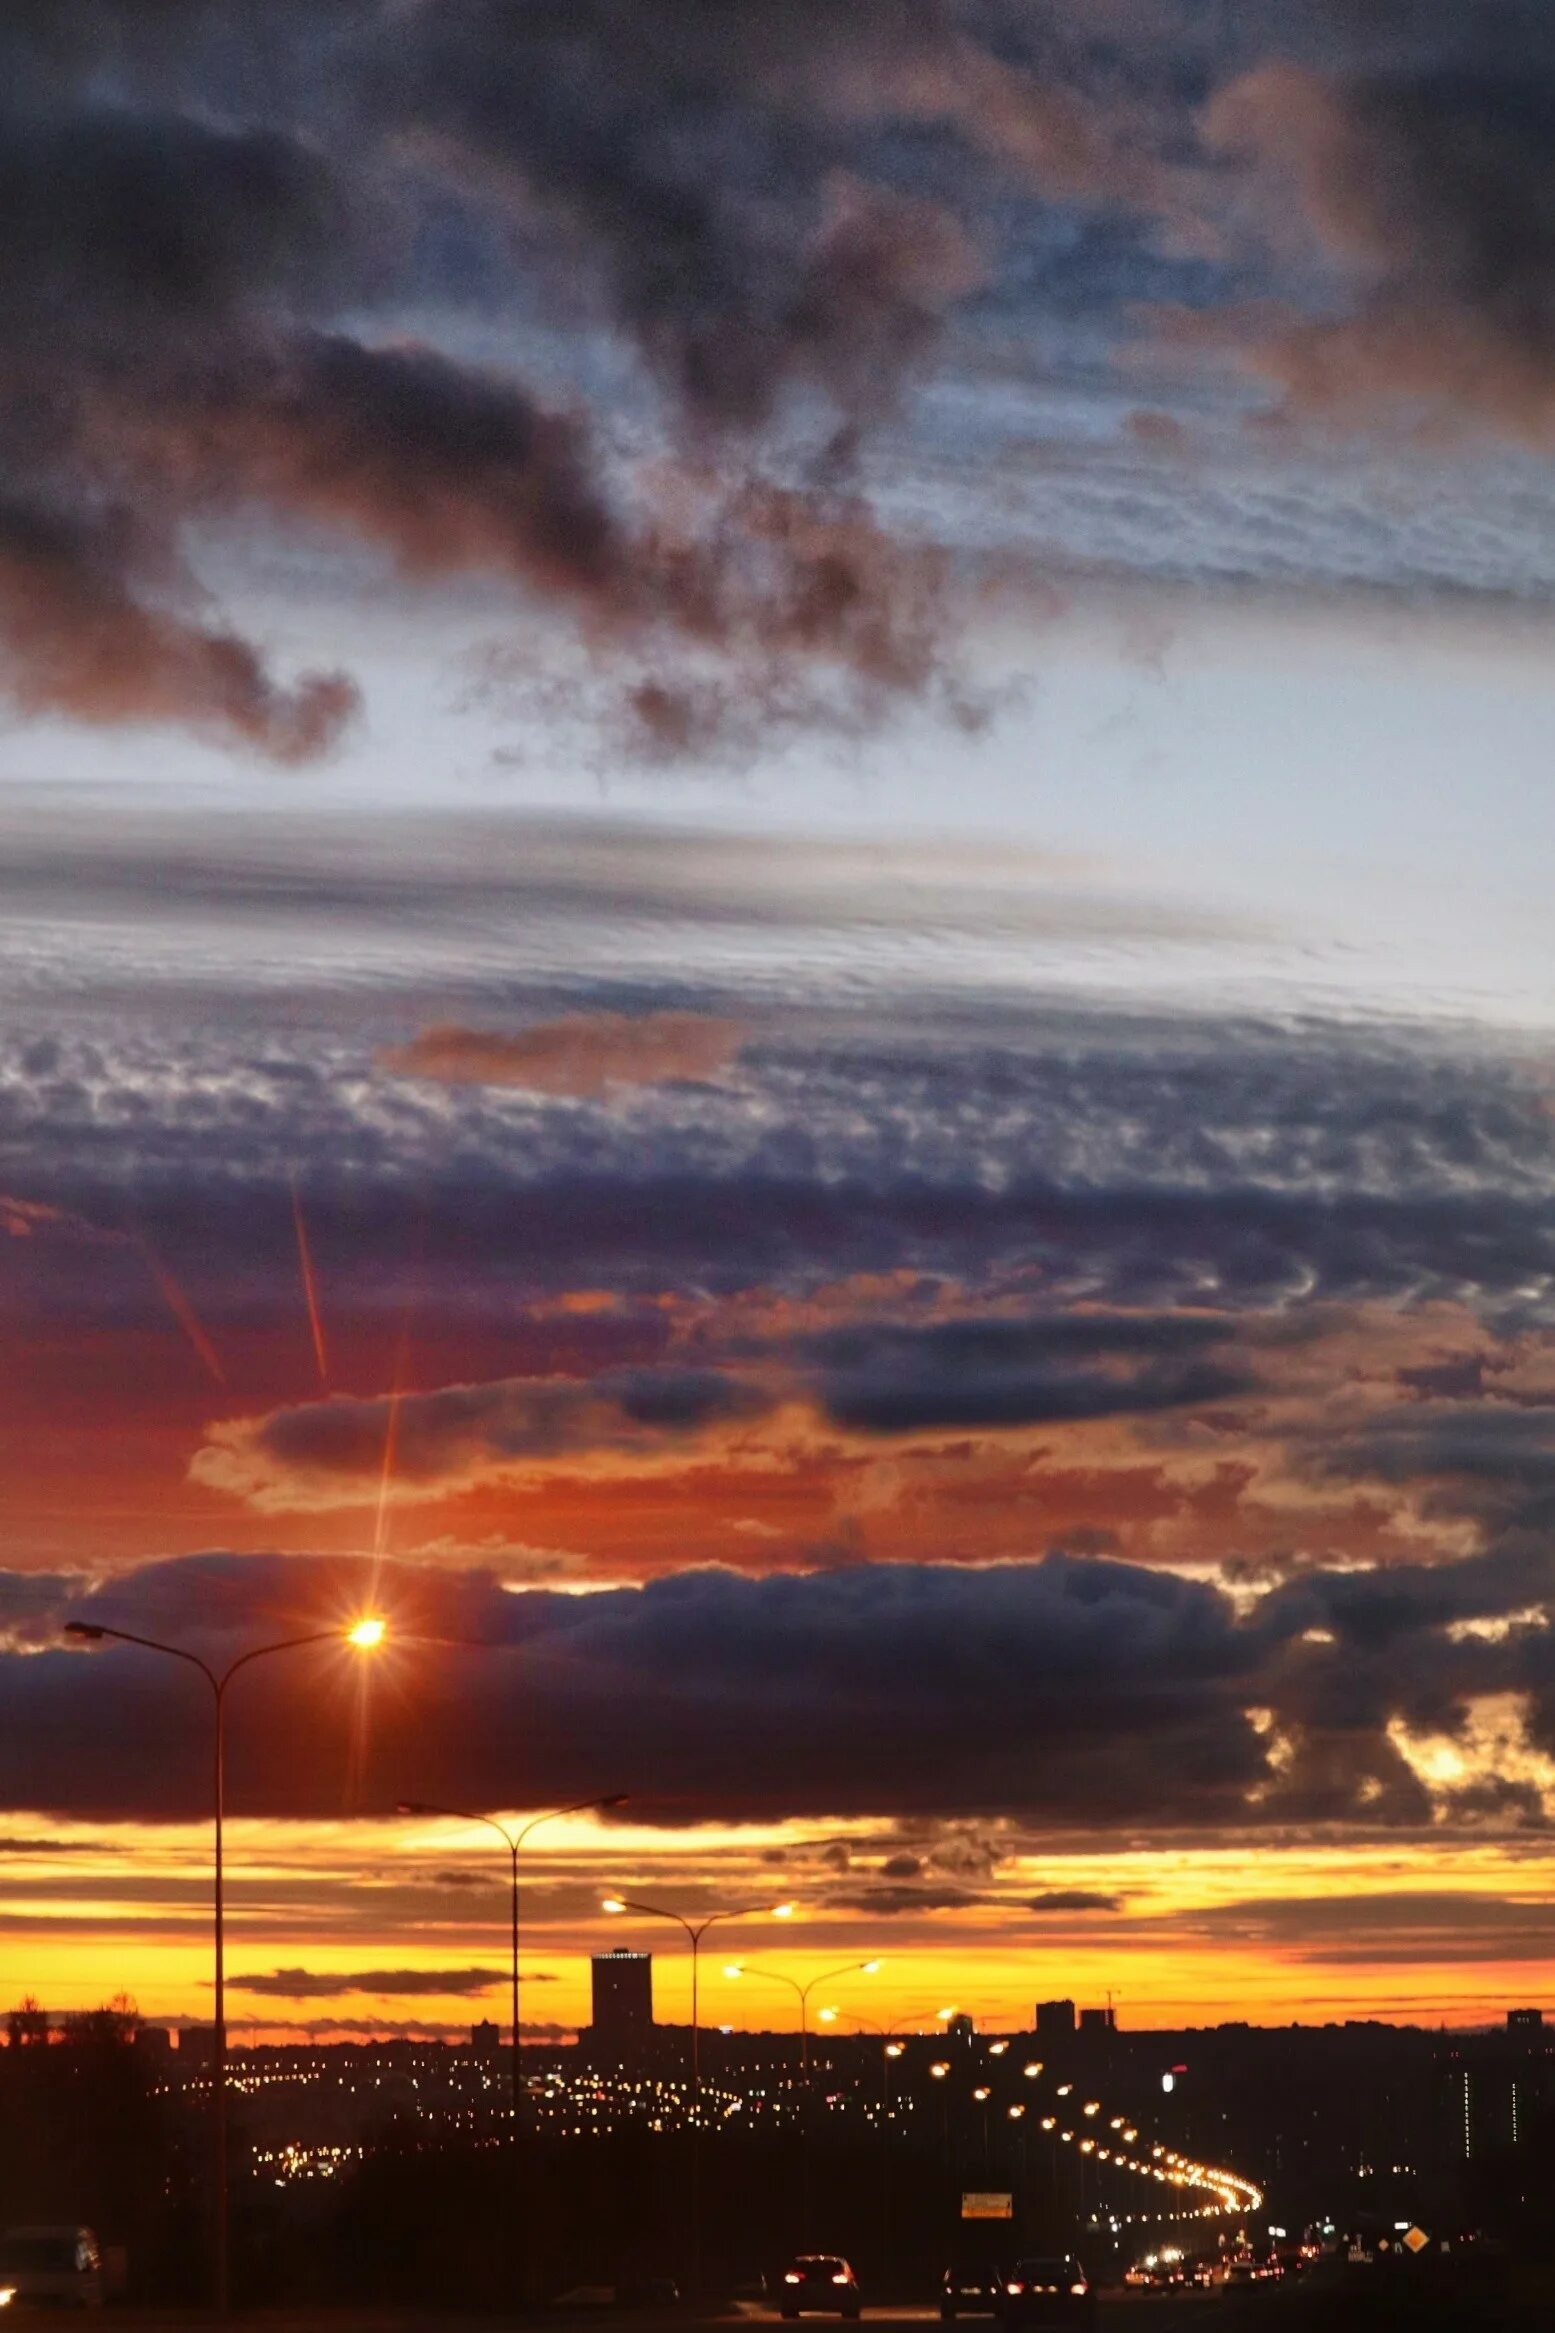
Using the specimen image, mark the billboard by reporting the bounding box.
[962,2194,1014,2221]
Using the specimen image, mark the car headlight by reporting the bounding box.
[0,2287,16,2306]
[785,2275,802,2285]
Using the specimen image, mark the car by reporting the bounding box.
[0,2229,104,2310]
[779,2256,861,2320]
[941,2265,1006,2318]
[1125,2252,1186,2291]
[998,2256,1095,2330]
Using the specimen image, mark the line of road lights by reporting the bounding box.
[904,2047,1259,2222]
[62,1610,1261,2296]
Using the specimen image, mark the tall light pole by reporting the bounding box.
[398,1798,626,2305]
[396,1798,628,2133]
[837,2008,952,2102]
[62,1612,388,2315]
[720,1959,881,2077]
[601,1895,794,2295]
[722,1960,879,2250]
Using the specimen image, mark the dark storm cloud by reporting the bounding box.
[3,0,1552,755]
[808,1311,1252,1432]
[0,1543,1536,1834]
[823,1886,980,1915]
[1261,1541,1555,1648]
[232,1965,506,1999]
[1025,1890,1121,1912]
[1205,58,1555,436]
[0,0,1110,759]
[389,0,1082,433]
[197,1366,776,1506]
[1317,1408,1555,1530]
[807,1312,1242,1412]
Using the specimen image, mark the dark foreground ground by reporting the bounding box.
[78,2288,1555,2333]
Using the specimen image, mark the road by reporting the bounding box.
[56,2291,1552,2333]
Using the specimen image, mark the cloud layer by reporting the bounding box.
[6,4,1555,760]
[3,1540,1550,1839]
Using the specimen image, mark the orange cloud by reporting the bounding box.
[377,1011,748,1097]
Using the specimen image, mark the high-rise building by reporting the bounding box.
[590,1950,653,2062]
[1078,2006,1116,2034]
[1508,2008,1544,2035]
[1036,2000,1076,2037]
[471,2019,501,2058]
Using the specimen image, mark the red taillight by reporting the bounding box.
[1005,2283,1023,2295]
[1069,2284,1087,2296]
[831,2276,849,2287]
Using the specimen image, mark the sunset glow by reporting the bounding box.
[1,0,1553,2087]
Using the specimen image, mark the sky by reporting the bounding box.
[6,0,1555,2044]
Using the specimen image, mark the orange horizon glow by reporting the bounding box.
[3,1814,1549,2043]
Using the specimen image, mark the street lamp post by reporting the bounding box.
[601,1895,793,2296]
[720,1959,881,2077]
[600,1896,794,2099]
[397,1797,626,2305]
[721,1961,880,2250]
[62,1613,388,2315]
[397,1798,627,2137]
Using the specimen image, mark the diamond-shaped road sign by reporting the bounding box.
[1402,2227,1430,2256]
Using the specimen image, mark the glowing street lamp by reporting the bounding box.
[61,1613,387,2313]
[720,1957,882,2075]
[601,1894,793,2296]
[601,1896,796,2090]
[398,1797,627,2132]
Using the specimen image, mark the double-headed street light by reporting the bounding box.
[720,1958,882,2076]
[62,1612,389,2315]
[396,1796,628,2133]
[601,1894,794,2297]
[599,1895,795,2095]
[399,1796,626,2306]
